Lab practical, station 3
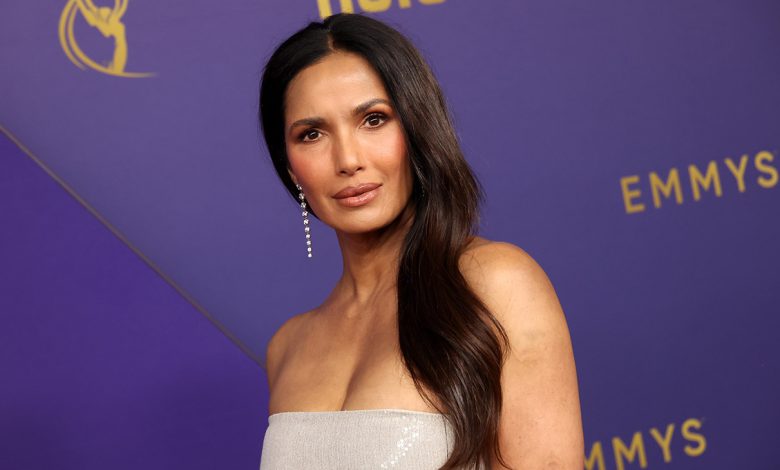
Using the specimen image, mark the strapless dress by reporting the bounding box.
[259,408,455,469]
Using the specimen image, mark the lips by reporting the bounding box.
[332,183,382,199]
[332,182,382,208]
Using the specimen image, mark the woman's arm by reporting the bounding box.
[461,241,584,469]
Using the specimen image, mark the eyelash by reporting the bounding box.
[297,112,388,142]
[298,129,320,143]
[364,112,387,128]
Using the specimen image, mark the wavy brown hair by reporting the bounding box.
[258,13,512,470]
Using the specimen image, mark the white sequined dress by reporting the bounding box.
[259,408,456,469]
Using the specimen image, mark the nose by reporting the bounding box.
[333,131,364,176]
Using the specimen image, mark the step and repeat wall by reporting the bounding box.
[2,1,778,469]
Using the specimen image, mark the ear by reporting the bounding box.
[286,167,298,187]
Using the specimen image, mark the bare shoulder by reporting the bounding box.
[459,236,566,355]
[462,237,583,467]
[263,310,311,389]
[460,236,542,284]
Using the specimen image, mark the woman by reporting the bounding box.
[258,13,583,470]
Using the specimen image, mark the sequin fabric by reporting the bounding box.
[259,408,455,469]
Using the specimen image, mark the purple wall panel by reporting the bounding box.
[0,133,265,469]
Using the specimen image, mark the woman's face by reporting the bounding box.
[283,50,413,235]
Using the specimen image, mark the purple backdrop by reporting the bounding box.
[2,0,779,468]
[0,134,265,469]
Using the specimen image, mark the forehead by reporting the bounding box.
[284,51,390,120]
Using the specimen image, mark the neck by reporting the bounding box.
[331,204,415,313]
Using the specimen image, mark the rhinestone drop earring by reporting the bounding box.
[296,184,312,258]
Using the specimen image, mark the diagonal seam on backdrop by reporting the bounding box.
[0,123,263,367]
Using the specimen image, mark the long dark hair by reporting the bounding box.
[258,13,511,470]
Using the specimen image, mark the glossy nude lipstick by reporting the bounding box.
[332,183,382,208]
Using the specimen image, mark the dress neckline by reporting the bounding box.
[268,408,445,419]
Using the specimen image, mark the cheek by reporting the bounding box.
[373,125,409,173]
[388,134,412,188]
[285,148,335,213]
[286,147,323,185]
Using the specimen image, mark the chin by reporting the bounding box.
[328,209,407,235]
[335,220,393,235]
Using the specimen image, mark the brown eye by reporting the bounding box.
[364,113,387,128]
[300,130,321,142]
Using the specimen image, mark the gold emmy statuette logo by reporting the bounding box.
[59,0,154,77]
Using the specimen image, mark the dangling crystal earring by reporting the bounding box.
[296,183,312,258]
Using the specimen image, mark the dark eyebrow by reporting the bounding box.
[287,117,324,135]
[287,98,391,135]
[352,98,390,117]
